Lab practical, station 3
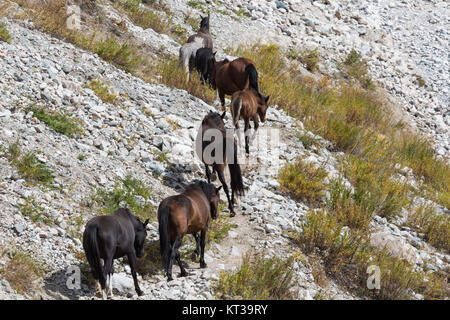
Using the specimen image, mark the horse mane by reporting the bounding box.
[186,180,214,201]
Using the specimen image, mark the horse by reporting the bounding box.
[195,48,216,84]
[195,111,245,216]
[82,208,149,299]
[179,15,213,81]
[209,57,260,109]
[158,180,221,281]
[231,89,270,155]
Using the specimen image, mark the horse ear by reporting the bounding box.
[216,186,222,193]
[265,95,270,103]
[221,111,226,119]
[213,51,216,56]
[143,219,149,227]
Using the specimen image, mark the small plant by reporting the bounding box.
[26,105,83,137]
[278,158,328,205]
[90,174,154,222]
[116,0,170,34]
[214,252,296,299]
[20,196,52,225]
[93,38,141,74]
[339,49,374,89]
[414,75,426,87]
[0,21,12,43]
[0,248,45,296]
[77,154,86,161]
[207,205,237,244]
[297,132,320,150]
[85,79,118,105]
[166,118,179,131]
[187,0,208,13]
[6,141,54,186]
[153,149,169,164]
[184,11,199,30]
[406,205,449,253]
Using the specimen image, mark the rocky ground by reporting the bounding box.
[0,0,448,300]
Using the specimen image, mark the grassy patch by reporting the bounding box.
[187,0,208,14]
[214,252,296,299]
[288,48,320,72]
[20,196,52,225]
[26,105,83,137]
[84,79,118,105]
[5,140,54,186]
[0,248,46,296]
[89,174,154,222]
[278,158,328,205]
[406,205,450,253]
[135,240,163,278]
[298,132,321,150]
[0,21,11,43]
[207,204,237,244]
[156,56,216,104]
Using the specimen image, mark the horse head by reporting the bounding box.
[257,95,270,122]
[207,52,217,89]
[133,217,149,258]
[199,14,210,33]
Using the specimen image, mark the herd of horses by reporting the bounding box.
[82,15,271,299]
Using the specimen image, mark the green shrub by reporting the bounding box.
[20,196,52,224]
[90,174,154,222]
[0,21,11,43]
[84,79,118,105]
[26,105,83,137]
[214,252,296,299]
[278,158,328,205]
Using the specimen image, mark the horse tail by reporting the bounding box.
[158,206,171,272]
[245,63,259,94]
[84,224,106,290]
[231,97,242,127]
[228,139,245,198]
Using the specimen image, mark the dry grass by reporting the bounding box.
[156,56,217,104]
[406,205,450,253]
[278,158,328,206]
[0,248,46,296]
[84,79,119,105]
[214,251,296,300]
[0,21,11,43]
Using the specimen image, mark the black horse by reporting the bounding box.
[195,48,216,85]
[83,208,149,299]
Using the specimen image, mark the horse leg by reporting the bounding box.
[107,260,114,299]
[205,164,211,183]
[215,165,235,217]
[199,227,208,268]
[167,236,182,281]
[219,91,225,110]
[102,256,113,300]
[250,115,259,144]
[244,119,251,156]
[127,252,143,296]
[176,249,188,277]
[191,233,200,261]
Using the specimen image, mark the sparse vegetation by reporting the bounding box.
[339,49,374,89]
[288,48,320,72]
[77,154,86,161]
[207,204,237,244]
[26,105,83,137]
[157,56,216,104]
[85,79,118,105]
[0,21,11,43]
[0,248,46,296]
[406,205,450,253]
[214,252,296,299]
[298,132,321,150]
[5,140,54,186]
[187,0,208,14]
[20,196,52,225]
[278,158,328,205]
[89,174,154,222]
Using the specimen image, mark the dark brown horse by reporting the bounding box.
[83,208,149,299]
[209,57,260,109]
[158,181,221,281]
[195,111,245,216]
[231,89,270,154]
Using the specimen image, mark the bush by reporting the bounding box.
[278,158,328,205]
[406,205,450,253]
[6,141,54,186]
[89,174,154,222]
[0,21,11,43]
[0,249,45,296]
[116,0,170,34]
[26,105,83,137]
[85,79,118,105]
[214,252,296,299]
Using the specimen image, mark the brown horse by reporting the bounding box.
[231,89,270,155]
[195,111,245,216]
[209,57,260,109]
[158,180,221,281]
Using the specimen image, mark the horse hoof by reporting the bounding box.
[200,262,207,269]
[136,289,144,296]
[230,212,236,217]
[180,271,188,277]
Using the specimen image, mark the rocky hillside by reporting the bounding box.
[0,0,448,300]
